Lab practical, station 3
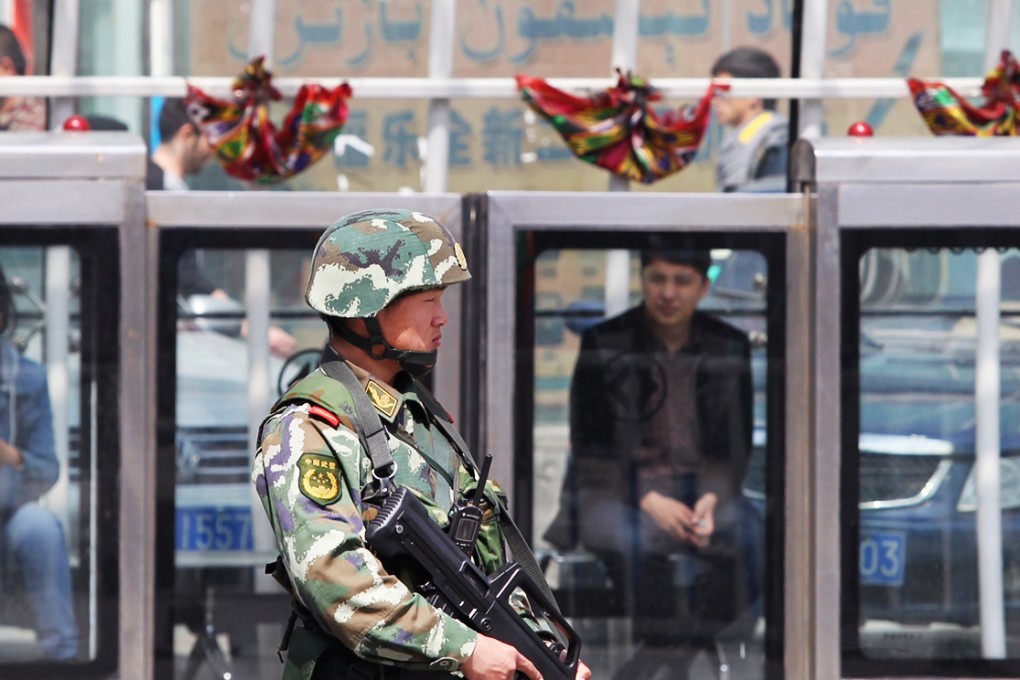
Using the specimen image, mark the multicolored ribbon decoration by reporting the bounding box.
[186,57,352,184]
[907,50,1020,136]
[516,70,718,184]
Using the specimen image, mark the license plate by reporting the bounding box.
[859,530,906,586]
[176,506,253,552]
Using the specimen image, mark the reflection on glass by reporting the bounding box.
[537,247,767,679]
[170,247,325,674]
[857,247,1020,659]
[0,248,81,663]
[174,247,321,557]
[178,249,304,360]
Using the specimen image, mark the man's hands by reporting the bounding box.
[462,633,541,680]
[690,492,717,548]
[640,490,717,548]
[461,634,592,680]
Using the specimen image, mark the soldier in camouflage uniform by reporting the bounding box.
[252,209,591,680]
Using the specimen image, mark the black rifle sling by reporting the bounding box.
[411,378,565,623]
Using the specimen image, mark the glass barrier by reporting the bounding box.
[148,191,467,680]
[0,236,119,673]
[172,246,323,559]
[156,233,323,680]
[513,226,786,680]
[841,233,1020,675]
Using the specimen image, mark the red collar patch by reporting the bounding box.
[308,404,341,428]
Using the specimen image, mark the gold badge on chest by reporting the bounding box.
[366,379,399,418]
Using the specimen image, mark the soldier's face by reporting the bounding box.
[376,288,449,352]
[640,260,709,330]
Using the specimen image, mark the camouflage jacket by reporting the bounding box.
[252,360,509,673]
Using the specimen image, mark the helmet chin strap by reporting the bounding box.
[334,317,437,378]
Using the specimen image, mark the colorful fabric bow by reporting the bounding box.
[516,70,717,184]
[907,50,1020,136]
[186,56,352,184]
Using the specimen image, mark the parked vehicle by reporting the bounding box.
[736,247,1020,644]
[547,246,1020,650]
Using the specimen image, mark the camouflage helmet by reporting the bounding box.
[305,208,471,318]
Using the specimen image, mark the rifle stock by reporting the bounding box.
[366,487,581,680]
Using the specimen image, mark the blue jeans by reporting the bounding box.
[4,502,79,660]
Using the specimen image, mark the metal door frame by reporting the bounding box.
[796,136,1020,679]
[0,131,149,679]
[477,190,808,678]
[144,191,466,678]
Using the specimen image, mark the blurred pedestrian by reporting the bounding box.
[0,263,79,660]
[711,46,788,193]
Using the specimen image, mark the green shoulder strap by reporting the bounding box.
[317,346,396,490]
[278,355,395,485]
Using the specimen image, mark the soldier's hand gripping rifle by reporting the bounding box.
[365,454,581,680]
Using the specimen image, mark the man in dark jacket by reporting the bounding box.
[562,245,755,679]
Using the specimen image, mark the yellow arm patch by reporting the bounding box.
[297,453,343,505]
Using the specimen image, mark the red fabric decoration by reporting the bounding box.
[516,70,718,184]
[186,56,352,184]
[907,50,1020,136]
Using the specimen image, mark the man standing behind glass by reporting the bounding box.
[0,264,78,660]
[568,244,754,679]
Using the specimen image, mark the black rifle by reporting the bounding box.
[365,470,581,680]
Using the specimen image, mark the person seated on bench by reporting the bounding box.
[0,263,78,661]
[545,242,759,680]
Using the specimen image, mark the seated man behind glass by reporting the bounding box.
[564,244,756,679]
[0,264,78,660]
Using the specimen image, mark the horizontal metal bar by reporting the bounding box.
[838,184,1020,227]
[0,181,130,223]
[803,138,1020,184]
[0,132,147,179]
[0,76,986,100]
[146,191,462,227]
[487,191,804,229]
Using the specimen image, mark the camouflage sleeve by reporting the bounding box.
[253,403,478,672]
